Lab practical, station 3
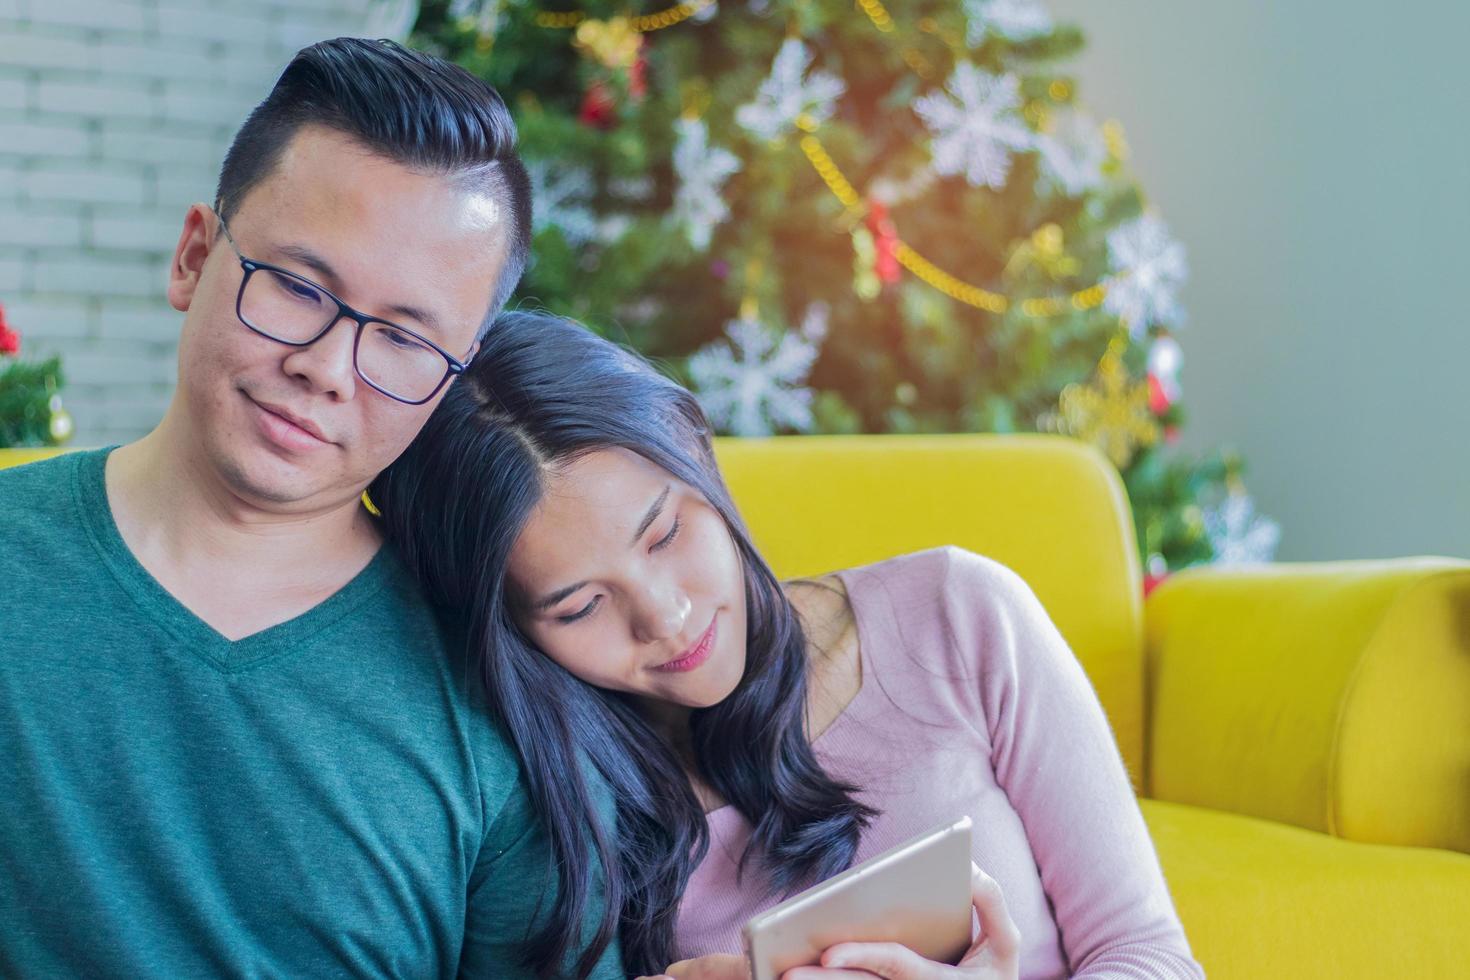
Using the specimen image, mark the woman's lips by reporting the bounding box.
[652,616,718,673]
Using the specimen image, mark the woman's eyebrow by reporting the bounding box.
[631,485,672,546]
[533,580,587,613]
[532,485,674,613]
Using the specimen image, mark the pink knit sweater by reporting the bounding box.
[674,547,1204,979]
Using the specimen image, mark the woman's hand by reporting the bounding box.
[637,952,751,980]
[781,864,1021,980]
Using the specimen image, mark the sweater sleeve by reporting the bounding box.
[943,548,1205,979]
[460,768,625,979]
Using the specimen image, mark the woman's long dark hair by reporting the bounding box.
[371,311,875,978]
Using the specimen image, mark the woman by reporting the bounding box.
[371,312,1203,980]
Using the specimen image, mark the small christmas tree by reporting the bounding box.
[411,0,1280,580]
[0,301,73,449]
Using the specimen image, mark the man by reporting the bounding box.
[0,38,622,977]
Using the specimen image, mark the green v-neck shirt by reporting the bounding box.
[0,449,622,978]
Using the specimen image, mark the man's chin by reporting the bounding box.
[212,444,337,509]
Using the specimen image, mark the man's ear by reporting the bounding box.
[465,338,481,363]
[166,203,217,314]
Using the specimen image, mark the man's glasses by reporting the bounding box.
[213,207,468,405]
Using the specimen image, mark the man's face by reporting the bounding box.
[167,124,509,511]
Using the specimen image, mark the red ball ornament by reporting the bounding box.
[1144,571,1171,597]
[578,80,618,129]
[0,302,20,356]
[629,55,648,101]
[865,201,901,286]
[1147,373,1171,415]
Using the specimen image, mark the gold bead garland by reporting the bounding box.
[853,0,894,33]
[535,0,715,33]
[529,0,1126,322]
[527,0,1163,456]
[794,115,1114,316]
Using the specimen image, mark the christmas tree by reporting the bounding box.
[0,301,73,450]
[410,0,1280,581]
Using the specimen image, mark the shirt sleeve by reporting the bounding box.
[945,548,1205,979]
[458,771,626,979]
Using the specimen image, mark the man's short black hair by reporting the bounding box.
[215,37,532,339]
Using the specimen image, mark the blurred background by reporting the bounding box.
[1,0,1466,569]
[1045,0,1470,566]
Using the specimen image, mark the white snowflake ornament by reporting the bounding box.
[1147,333,1184,402]
[687,315,822,436]
[448,0,522,43]
[1203,493,1281,566]
[798,301,830,345]
[671,116,742,251]
[1103,215,1189,337]
[1035,108,1107,197]
[526,159,599,247]
[608,175,654,201]
[913,64,1032,190]
[964,0,1054,44]
[597,214,633,243]
[736,39,845,142]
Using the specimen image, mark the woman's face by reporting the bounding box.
[507,447,749,713]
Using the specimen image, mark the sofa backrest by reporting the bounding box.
[0,436,1148,787]
[711,433,1146,788]
[0,448,66,469]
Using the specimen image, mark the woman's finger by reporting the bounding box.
[817,940,934,978]
[966,863,1021,964]
[665,954,751,979]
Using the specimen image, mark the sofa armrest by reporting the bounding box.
[1143,557,1470,855]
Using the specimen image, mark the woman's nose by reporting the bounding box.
[635,587,692,643]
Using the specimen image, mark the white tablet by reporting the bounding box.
[743,815,974,980]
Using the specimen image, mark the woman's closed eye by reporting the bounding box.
[651,516,682,552]
[552,517,684,626]
[557,596,601,624]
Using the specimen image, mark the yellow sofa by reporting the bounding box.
[5,436,1468,978]
[710,435,1470,980]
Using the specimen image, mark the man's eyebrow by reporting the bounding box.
[274,242,444,335]
[632,485,672,546]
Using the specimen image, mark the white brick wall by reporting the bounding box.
[0,0,419,446]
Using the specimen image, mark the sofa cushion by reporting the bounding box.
[1146,561,1470,854]
[1142,797,1470,979]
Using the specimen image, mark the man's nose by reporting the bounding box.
[633,585,692,644]
[280,316,359,400]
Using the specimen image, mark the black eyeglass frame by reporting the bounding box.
[211,207,469,406]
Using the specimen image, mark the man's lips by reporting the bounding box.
[251,396,331,444]
[248,394,333,451]
[652,615,718,673]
